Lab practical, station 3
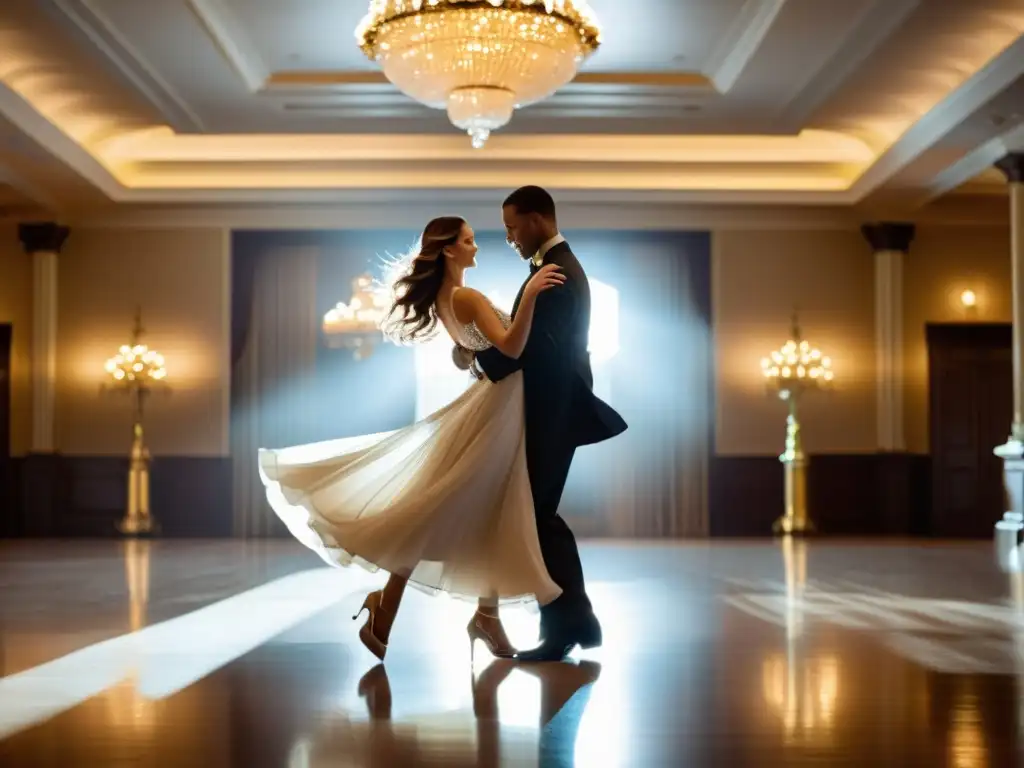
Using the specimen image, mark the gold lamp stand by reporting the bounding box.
[105,308,166,537]
[773,393,813,535]
[761,313,832,537]
[120,416,154,536]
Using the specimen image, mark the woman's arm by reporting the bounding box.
[452,288,535,360]
[475,284,575,381]
[451,265,563,359]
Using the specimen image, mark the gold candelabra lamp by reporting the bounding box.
[104,308,167,536]
[760,313,833,535]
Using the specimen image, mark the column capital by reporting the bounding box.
[861,221,915,253]
[995,153,1024,184]
[18,222,69,255]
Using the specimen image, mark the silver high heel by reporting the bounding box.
[467,610,516,660]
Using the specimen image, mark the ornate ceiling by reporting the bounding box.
[0,0,1022,224]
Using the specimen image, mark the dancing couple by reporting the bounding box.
[259,185,627,662]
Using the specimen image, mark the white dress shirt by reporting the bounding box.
[531,233,566,267]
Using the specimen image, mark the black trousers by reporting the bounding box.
[526,436,592,624]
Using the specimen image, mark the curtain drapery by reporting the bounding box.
[563,231,711,538]
[230,244,319,538]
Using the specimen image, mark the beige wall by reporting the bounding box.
[902,226,1012,453]
[0,225,32,456]
[4,218,1011,460]
[56,228,230,456]
[713,229,878,455]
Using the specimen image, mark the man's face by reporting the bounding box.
[502,205,540,260]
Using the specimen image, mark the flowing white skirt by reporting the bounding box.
[258,372,561,606]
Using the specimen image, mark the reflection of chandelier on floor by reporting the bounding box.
[356,0,602,148]
[323,274,390,360]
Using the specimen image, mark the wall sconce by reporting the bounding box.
[760,312,833,536]
[959,288,980,318]
[103,308,167,536]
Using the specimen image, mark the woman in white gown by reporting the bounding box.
[258,216,566,661]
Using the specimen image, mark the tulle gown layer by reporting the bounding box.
[258,371,562,606]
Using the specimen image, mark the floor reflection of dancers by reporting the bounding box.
[333,661,603,767]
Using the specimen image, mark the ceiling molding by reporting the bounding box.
[85,185,858,208]
[63,199,863,231]
[847,34,1024,200]
[773,0,920,133]
[185,0,268,93]
[915,122,1024,205]
[46,0,205,132]
[101,131,873,164]
[261,71,717,122]
[0,82,123,200]
[61,195,1010,231]
[704,0,785,93]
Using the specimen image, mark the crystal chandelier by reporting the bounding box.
[323,274,391,360]
[355,0,602,148]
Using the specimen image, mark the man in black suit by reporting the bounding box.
[460,186,627,662]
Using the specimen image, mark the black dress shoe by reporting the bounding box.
[515,612,602,662]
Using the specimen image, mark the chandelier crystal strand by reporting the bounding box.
[356,0,601,147]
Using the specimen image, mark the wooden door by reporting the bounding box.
[0,324,11,536]
[928,323,1013,538]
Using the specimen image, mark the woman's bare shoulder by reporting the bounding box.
[451,286,486,324]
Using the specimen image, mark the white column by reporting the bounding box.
[993,154,1024,562]
[1010,180,1024,433]
[18,223,69,454]
[862,222,914,452]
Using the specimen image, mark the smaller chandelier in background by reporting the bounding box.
[760,336,833,395]
[323,274,391,360]
[356,0,602,148]
[105,343,167,385]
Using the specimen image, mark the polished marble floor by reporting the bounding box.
[2,538,1024,766]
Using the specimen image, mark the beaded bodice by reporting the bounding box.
[459,303,511,352]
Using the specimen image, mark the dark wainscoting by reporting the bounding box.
[3,455,232,538]
[709,453,932,537]
[3,451,934,539]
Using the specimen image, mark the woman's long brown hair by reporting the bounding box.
[381,216,465,345]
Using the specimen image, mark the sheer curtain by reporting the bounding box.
[564,231,711,538]
[230,243,319,538]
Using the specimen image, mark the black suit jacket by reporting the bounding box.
[475,241,626,449]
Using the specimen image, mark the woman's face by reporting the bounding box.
[446,222,479,269]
